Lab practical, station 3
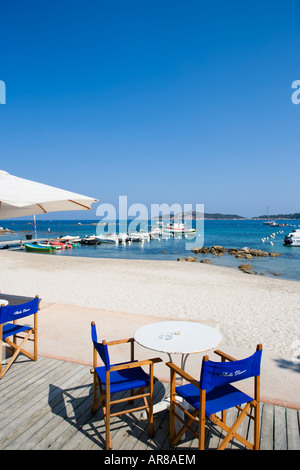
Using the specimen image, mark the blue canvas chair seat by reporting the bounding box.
[176,383,254,418]
[90,322,162,450]
[94,361,150,393]
[0,296,39,379]
[2,323,33,340]
[167,344,263,450]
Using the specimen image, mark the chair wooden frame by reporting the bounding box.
[90,322,162,450]
[0,296,39,379]
[167,344,262,450]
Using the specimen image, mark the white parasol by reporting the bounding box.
[0,170,98,219]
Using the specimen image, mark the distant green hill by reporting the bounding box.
[255,212,300,220]
[153,211,245,220]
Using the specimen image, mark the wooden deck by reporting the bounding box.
[0,355,299,451]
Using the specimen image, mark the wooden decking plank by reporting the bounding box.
[0,358,71,416]
[58,388,127,450]
[0,362,87,449]
[0,357,299,451]
[119,382,170,451]
[88,381,167,451]
[0,356,50,395]
[286,408,300,450]
[0,357,58,403]
[0,355,49,387]
[30,370,92,450]
[229,406,253,450]
[274,406,287,450]
[10,365,89,450]
[260,403,274,450]
[0,360,75,427]
[78,390,134,450]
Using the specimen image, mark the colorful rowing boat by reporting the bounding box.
[24,243,56,253]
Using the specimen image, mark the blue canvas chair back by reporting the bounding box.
[91,322,110,371]
[0,297,39,325]
[200,349,262,392]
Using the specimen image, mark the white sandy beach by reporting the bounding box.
[1,250,299,355]
[1,250,299,405]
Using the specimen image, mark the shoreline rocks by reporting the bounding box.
[191,245,282,258]
[178,245,284,276]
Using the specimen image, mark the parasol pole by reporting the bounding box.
[34,215,37,239]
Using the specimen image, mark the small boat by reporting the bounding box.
[128,232,144,242]
[96,233,119,244]
[80,236,100,245]
[50,240,66,249]
[117,232,129,243]
[263,220,276,225]
[283,229,300,247]
[162,223,196,235]
[24,243,56,253]
[58,235,81,242]
[149,227,162,238]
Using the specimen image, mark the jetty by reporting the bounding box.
[0,239,47,250]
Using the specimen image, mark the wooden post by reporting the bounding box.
[149,362,154,437]
[169,367,176,445]
[254,344,262,450]
[199,355,208,450]
[105,369,111,450]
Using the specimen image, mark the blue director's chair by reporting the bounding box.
[167,344,262,450]
[0,296,39,379]
[90,321,162,450]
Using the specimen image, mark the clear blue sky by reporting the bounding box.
[0,0,299,219]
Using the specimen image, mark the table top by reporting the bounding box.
[134,320,222,355]
[0,294,37,307]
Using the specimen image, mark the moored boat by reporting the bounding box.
[283,229,300,247]
[96,233,119,244]
[80,236,100,245]
[128,232,144,242]
[24,243,56,253]
[162,222,196,234]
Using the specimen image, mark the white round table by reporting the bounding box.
[134,320,222,370]
[134,321,222,424]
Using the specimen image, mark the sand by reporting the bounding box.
[1,250,299,406]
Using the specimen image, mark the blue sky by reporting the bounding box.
[0,0,299,219]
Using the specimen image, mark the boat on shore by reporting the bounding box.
[24,243,56,253]
[283,229,300,247]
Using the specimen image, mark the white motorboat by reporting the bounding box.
[283,229,300,247]
[96,233,119,244]
[162,222,196,234]
[81,236,100,245]
[58,235,81,242]
[149,227,162,238]
[128,232,144,242]
[141,232,151,242]
[117,232,129,243]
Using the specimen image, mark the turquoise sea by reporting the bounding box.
[1,219,299,282]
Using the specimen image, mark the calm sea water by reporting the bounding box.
[1,219,299,281]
